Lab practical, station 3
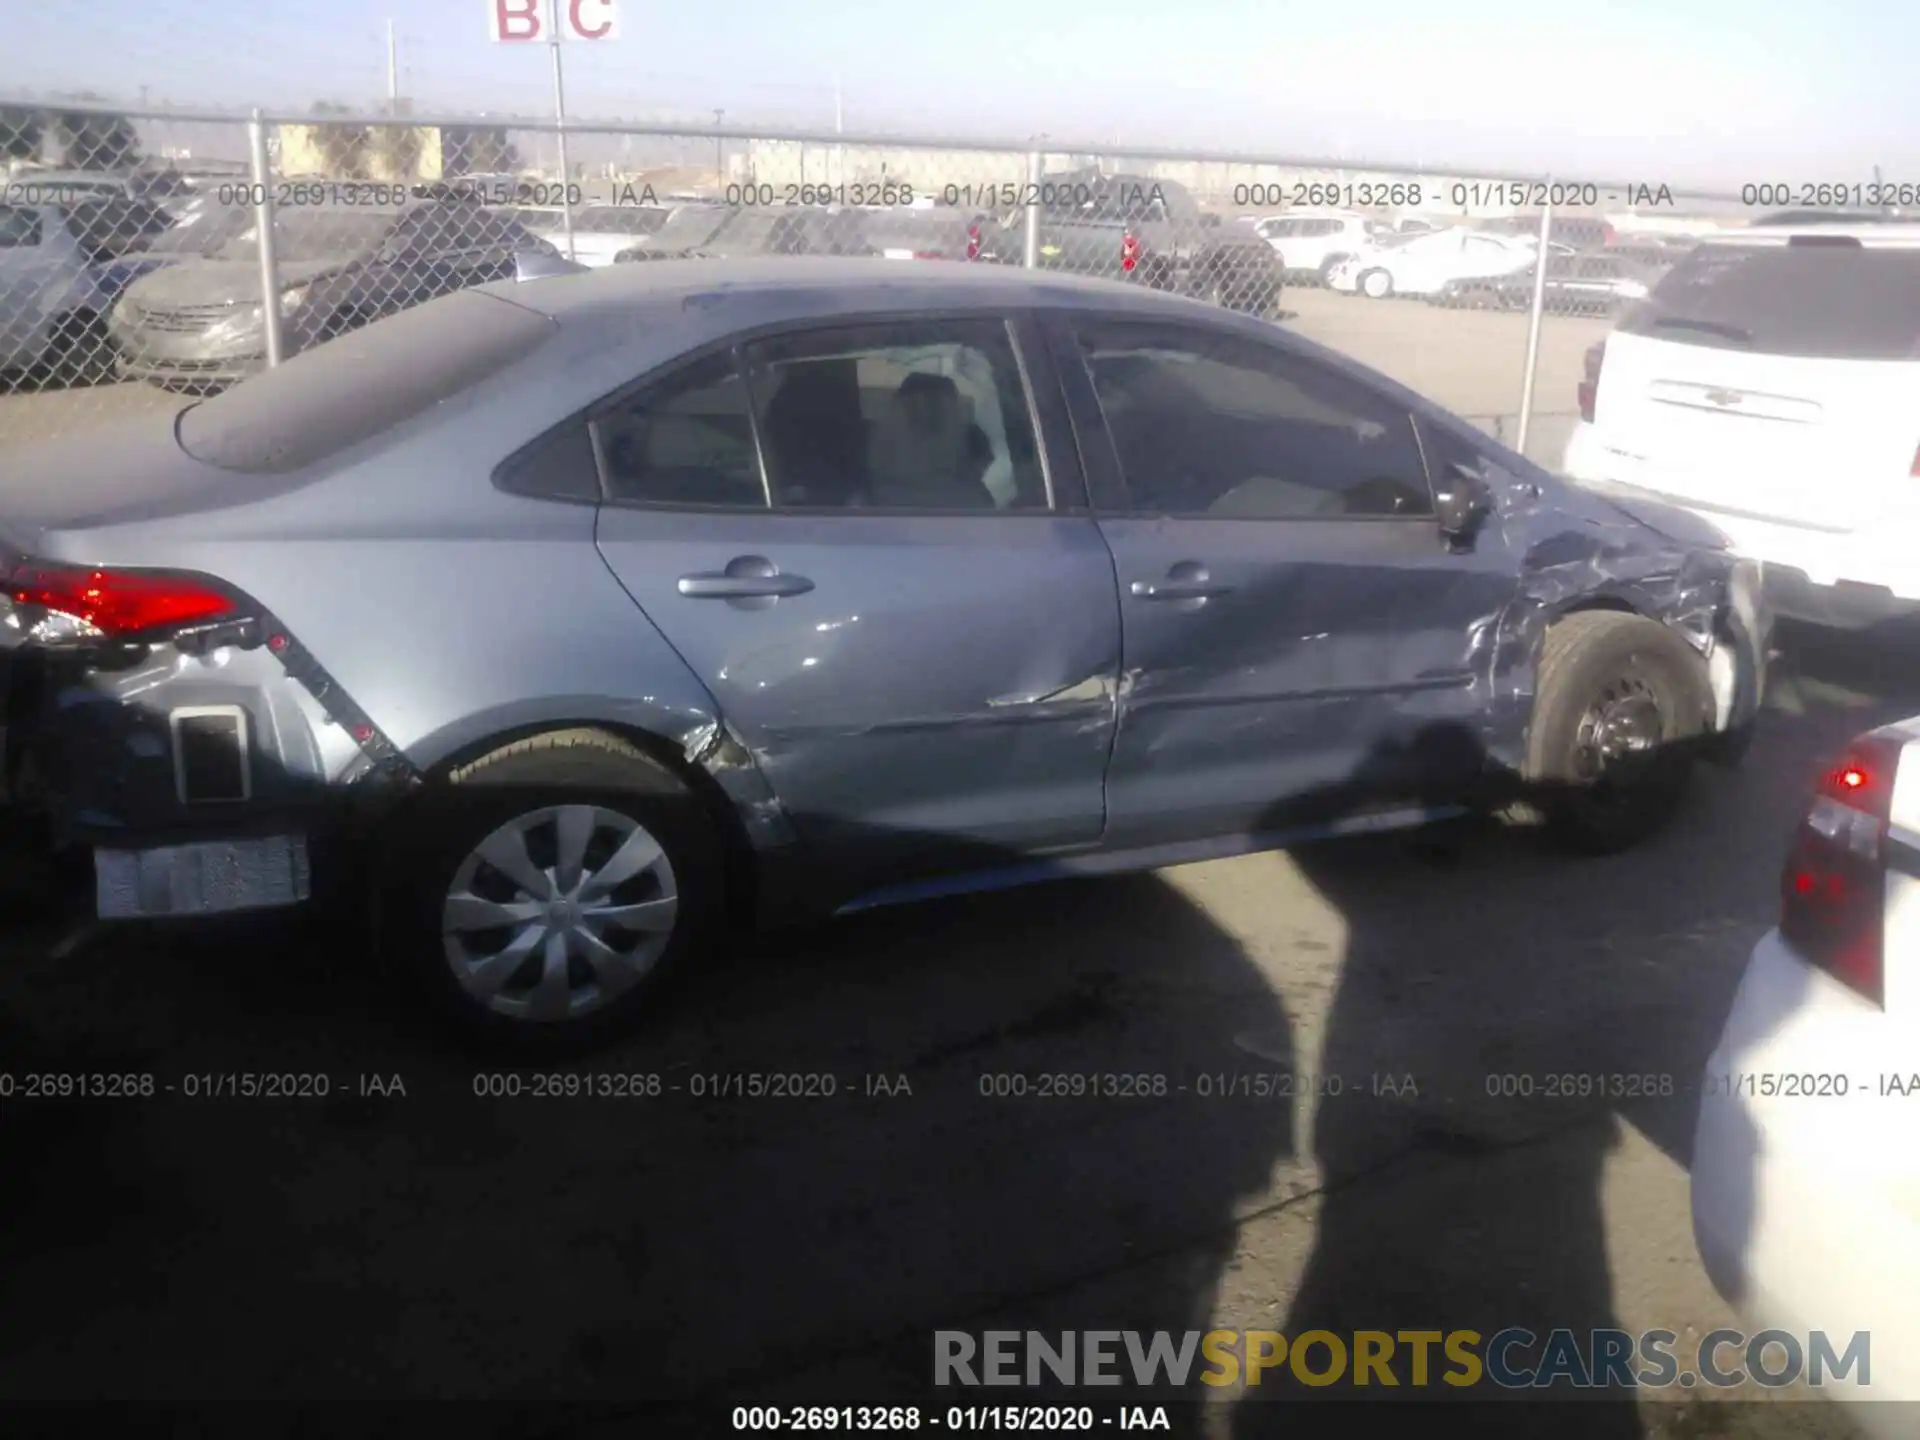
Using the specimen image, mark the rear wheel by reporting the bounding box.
[1359,268,1393,299]
[1519,612,1715,853]
[380,729,724,1057]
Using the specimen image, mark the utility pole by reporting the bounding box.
[713,109,725,184]
[384,19,399,115]
[834,75,843,134]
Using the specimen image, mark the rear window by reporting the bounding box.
[1618,240,1920,360]
[177,290,557,473]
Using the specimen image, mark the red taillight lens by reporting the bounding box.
[1577,340,1606,423]
[1910,440,1920,478]
[1121,230,1141,271]
[1778,734,1903,1004]
[6,560,237,637]
[965,223,981,261]
[1602,222,1618,247]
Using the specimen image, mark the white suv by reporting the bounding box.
[1251,209,1381,284]
[1692,717,1920,1434]
[1562,222,1920,629]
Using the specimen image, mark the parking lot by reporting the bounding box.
[0,281,1600,465]
[2,573,1910,1439]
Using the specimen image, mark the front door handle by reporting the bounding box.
[678,555,814,600]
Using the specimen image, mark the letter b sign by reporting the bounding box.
[489,0,619,42]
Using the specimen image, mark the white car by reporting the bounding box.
[1692,716,1920,1435]
[1250,209,1383,283]
[520,202,672,268]
[1562,222,1920,628]
[1326,227,1542,299]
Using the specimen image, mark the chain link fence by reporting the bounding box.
[0,100,1746,462]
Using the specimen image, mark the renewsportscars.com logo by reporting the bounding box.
[934,1329,1873,1391]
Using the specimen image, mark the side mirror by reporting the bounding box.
[1434,461,1494,549]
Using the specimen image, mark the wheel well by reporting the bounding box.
[420,720,763,926]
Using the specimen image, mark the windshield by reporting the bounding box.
[575,205,668,234]
[215,210,393,263]
[145,206,247,256]
[1618,239,1920,360]
[643,206,731,249]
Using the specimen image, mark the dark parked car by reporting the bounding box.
[997,169,1284,316]
[108,199,557,389]
[0,258,1766,1054]
[614,204,873,262]
[1435,252,1662,315]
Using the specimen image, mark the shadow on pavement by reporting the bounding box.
[0,622,1911,1436]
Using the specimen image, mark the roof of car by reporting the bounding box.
[1710,222,1920,246]
[482,255,1215,324]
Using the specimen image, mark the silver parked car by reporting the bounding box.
[0,259,1768,1053]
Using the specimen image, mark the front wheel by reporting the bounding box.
[381,729,724,1057]
[1520,612,1715,853]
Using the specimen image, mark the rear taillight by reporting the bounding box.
[1121,229,1141,272]
[1577,340,1606,423]
[1910,440,1920,479]
[1778,733,1904,1005]
[6,559,238,640]
[965,223,981,261]
[1602,222,1618,247]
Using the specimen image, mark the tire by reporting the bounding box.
[1519,611,1715,854]
[1359,268,1393,299]
[378,728,724,1058]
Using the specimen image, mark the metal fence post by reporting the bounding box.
[1022,149,1042,269]
[1513,183,1554,457]
[247,109,285,368]
[548,2,576,259]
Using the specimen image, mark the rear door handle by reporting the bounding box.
[678,556,815,599]
[1131,579,1233,600]
[1131,560,1233,602]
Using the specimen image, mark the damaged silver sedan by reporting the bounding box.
[0,258,1768,1053]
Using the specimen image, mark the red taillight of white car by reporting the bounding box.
[6,559,240,640]
[1779,732,1906,1005]
[966,223,982,261]
[1577,340,1606,423]
[1121,229,1141,272]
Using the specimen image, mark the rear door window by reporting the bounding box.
[1619,240,1920,360]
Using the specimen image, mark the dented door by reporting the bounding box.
[591,319,1120,895]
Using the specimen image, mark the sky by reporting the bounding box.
[2,0,1916,189]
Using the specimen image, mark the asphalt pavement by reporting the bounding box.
[0,623,1913,1437]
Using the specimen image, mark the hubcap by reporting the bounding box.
[442,804,678,1023]
[1571,676,1665,790]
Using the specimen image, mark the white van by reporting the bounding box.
[1562,221,1920,628]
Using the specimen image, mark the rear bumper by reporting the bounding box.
[1562,422,1920,628]
[4,637,396,919]
[113,351,262,388]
